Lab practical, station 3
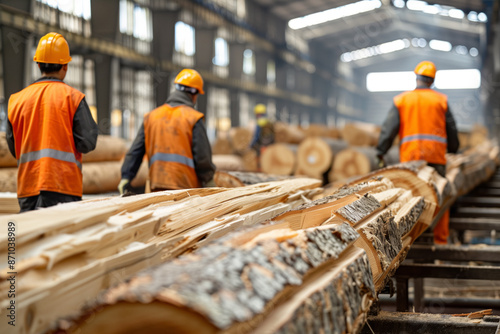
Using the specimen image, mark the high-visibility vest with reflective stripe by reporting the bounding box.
[8,80,85,198]
[394,88,448,165]
[144,104,204,190]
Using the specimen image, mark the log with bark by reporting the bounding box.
[62,222,374,334]
[0,178,321,334]
[260,143,297,175]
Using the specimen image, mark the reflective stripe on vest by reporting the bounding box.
[18,148,82,169]
[149,153,195,169]
[400,134,447,145]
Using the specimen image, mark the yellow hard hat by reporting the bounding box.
[414,61,436,79]
[254,104,266,114]
[174,69,205,95]
[33,32,72,64]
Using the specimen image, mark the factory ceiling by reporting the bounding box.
[252,0,492,68]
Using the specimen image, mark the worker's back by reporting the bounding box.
[394,88,448,165]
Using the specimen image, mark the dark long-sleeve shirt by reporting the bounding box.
[121,90,215,186]
[6,78,98,158]
[376,101,460,159]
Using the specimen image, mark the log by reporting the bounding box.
[297,137,347,179]
[82,135,128,163]
[241,149,259,172]
[214,171,295,188]
[329,146,399,183]
[82,160,148,194]
[340,123,380,147]
[61,223,373,334]
[212,154,245,171]
[0,132,17,167]
[0,167,17,193]
[0,160,148,195]
[0,178,321,334]
[274,122,305,144]
[229,127,253,153]
[260,143,297,175]
[211,137,233,155]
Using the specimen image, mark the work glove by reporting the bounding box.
[376,155,386,169]
[118,179,132,195]
[205,179,217,187]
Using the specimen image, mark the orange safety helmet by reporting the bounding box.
[33,32,72,64]
[174,69,205,95]
[414,61,436,79]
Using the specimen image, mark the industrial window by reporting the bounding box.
[206,87,230,142]
[175,21,195,56]
[267,60,276,88]
[213,37,229,78]
[366,69,481,92]
[173,21,195,67]
[119,68,154,140]
[35,0,91,36]
[119,0,153,41]
[243,49,255,76]
[210,0,246,19]
[213,38,229,67]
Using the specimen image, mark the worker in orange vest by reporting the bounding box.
[119,69,215,193]
[6,32,98,212]
[376,61,459,244]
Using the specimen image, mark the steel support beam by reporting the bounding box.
[396,263,500,280]
[152,9,179,107]
[455,207,500,219]
[228,42,245,127]
[1,26,29,100]
[361,311,500,334]
[406,244,500,263]
[449,217,500,231]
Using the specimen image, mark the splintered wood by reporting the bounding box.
[0,179,320,334]
[1,140,498,334]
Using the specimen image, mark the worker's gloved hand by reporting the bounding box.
[204,179,216,187]
[376,155,386,169]
[118,179,131,195]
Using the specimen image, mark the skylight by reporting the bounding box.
[399,0,487,22]
[342,37,479,62]
[288,0,382,30]
[366,69,481,92]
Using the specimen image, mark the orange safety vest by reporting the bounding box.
[144,104,204,190]
[8,80,85,198]
[394,88,448,165]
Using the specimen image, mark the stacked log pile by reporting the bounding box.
[0,134,148,197]
[1,140,497,334]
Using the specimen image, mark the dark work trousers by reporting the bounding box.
[18,191,81,213]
